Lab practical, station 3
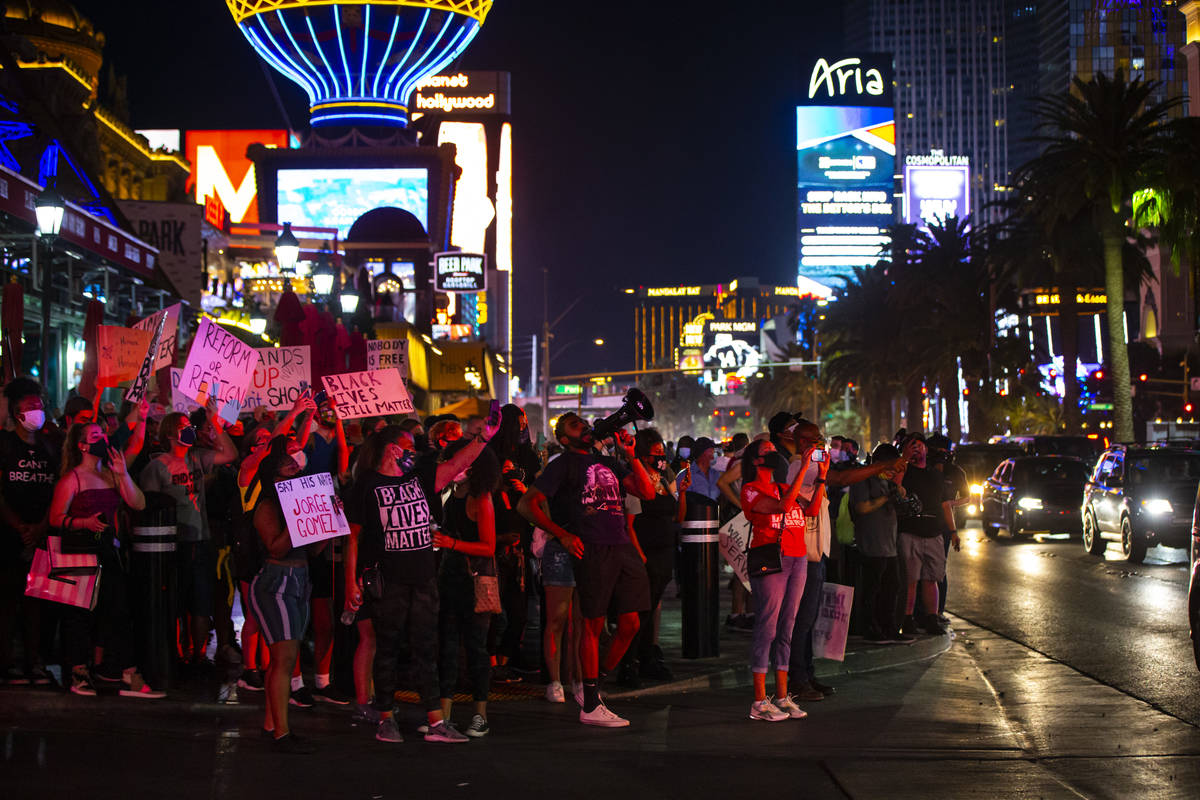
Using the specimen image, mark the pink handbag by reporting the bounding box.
[25,536,102,611]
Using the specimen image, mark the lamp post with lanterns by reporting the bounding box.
[274,222,299,290]
[35,186,65,398]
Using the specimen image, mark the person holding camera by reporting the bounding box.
[518,412,656,728]
[49,422,161,698]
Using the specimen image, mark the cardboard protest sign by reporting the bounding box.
[169,368,203,416]
[247,346,311,410]
[124,311,169,405]
[812,583,854,661]
[97,326,153,386]
[276,472,351,548]
[366,338,409,379]
[177,317,260,424]
[133,303,181,372]
[321,368,413,419]
[718,512,752,592]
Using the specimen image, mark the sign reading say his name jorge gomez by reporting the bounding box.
[276,472,351,548]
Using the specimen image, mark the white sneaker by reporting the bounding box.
[579,702,629,728]
[545,681,565,703]
[749,699,789,722]
[572,682,585,707]
[773,694,808,719]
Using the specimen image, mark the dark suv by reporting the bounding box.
[1082,446,1200,563]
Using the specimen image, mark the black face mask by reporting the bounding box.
[87,440,109,460]
[178,426,197,447]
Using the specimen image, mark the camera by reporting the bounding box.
[503,466,526,484]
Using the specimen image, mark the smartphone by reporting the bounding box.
[313,389,329,406]
[488,399,501,428]
[811,449,828,463]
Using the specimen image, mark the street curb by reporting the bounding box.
[606,630,954,700]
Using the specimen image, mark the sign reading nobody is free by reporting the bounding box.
[366,339,409,379]
[277,472,350,548]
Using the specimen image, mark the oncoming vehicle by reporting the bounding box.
[1002,434,1103,464]
[1082,446,1200,563]
[980,456,1090,538]
[953,444,1026,525]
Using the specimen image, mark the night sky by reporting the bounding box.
[71,1,844,381]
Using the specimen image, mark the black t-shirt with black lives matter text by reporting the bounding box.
[0,430,59,555]
[348,461,438,585]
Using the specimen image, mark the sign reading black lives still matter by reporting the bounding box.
[434,252,486,293]
[321,368,414,419]
[276,472,351,549]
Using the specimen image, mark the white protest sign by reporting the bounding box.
[718,512,751,591]
[247,346,311,410]
[178,317,260,424]
[133,303,181,371]
[169,368,202,416]
[321,368,414,419]
[812,582,854,662]
[366,338,409,379]
[276,472,350,548]
[124,310,169,405]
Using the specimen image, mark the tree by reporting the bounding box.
[1022,70,1180,442]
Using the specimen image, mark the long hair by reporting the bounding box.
[250,436,293,529]
[60,422,100,477]
[634,427,664,459]
[487,403,525,461]
[740,439,771,484]
[442,438,500,497]
[353,425,406,482]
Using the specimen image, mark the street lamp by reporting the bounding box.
[339,276,359,314]
[311,249,337,297]
[35,186,65,237]
[35,186,65,403]
[274,222,299,280]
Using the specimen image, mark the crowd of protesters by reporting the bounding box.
[0,374,966,747]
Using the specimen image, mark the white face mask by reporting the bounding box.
[291,449,307,471]
[677,447,691,459]
[18,409,45,432]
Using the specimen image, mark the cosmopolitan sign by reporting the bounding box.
[903,151,971,229]
[434,252,487,292]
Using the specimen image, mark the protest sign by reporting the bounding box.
[718,512,752,592]
[366,338,409,379]
[177,317,259,424]
[812,583,854,661]
[97,326,153,386]
[247,346,311,410]
[276,472,350,548]
[321,368,413,419]
[133,303,181,371]
[124,311,169,405]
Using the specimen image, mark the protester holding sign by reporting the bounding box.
[343,409,501,745]
[139,400,236,670]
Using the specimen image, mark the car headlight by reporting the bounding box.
[967,503,978,515]
[1141,498,1173,515]
[970,483,984,496]
[1017,497,1043,510]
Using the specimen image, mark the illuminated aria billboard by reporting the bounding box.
[903,151,970,230]
[796,54,895,289]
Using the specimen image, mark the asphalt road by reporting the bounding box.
[946,522,1200,725]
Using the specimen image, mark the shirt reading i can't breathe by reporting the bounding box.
[0,430,58,554]
[533,451,631,547]
[348,461,438,585]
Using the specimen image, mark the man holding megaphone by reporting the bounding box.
[518,411,656,729]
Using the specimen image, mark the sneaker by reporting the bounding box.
[4,665,29,685]
[545,680,565,703]
[936,614,951,626]
[375,716,403,743]
[29,665,54,686]
[492,665,522,684]
[237,669,265,691]
[920,615,948,636]
[749,699,789,722]
[273,733,317,754]
[773,694,809,719]
[465,714,490,738]
[313,684,351,705]
[289,686,315,708]
[424,720,469,743]
[352,703,381,725]
[572,682,585,707]
[69,670,96,697]
[580,702,630,728]
[119,672,165,699]
[810,678,836,696]
[790,682,825,702]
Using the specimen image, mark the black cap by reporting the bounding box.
[873,443,900,461]
[768,411,795,436]
[692,437,718,459]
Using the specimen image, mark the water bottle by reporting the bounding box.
[340,608,357,626]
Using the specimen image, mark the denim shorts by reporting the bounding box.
[249,563,311,645]
[540,538,576,587]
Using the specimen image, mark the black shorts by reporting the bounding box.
[574,543,650,620]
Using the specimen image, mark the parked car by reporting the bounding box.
[1189,494,1200,669]
[1002,434,1104,463]
[1082,446,1200,563]
[981,456,1090,538]
[952,443,1026,526]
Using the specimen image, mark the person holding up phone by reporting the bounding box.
[49,422,161,698]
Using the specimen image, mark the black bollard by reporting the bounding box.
[680,493,720,658]
[130,494,177,691]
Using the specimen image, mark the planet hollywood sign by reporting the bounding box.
[434,252,487,293]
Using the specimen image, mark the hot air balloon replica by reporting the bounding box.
[225,0,494,128]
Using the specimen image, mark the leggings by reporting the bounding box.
[438,569,491,702]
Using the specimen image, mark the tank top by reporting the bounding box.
[67,472,123,548]
[633,476,678,551]
[441,493,486,577]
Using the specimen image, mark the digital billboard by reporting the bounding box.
[796,54,895,290]
[185,130,290,224]
[903,152,971,230]
[276,168,429,239]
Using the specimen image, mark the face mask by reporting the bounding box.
[291,449,307,471]
[18,409,44,432]
[178,426,197,447]
[519,427,531,445]
[677,447,691,460]
[87,439,109,459]
[396,448,416,473]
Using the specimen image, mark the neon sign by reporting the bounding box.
[808,57,886,100]
[186,129,289,224]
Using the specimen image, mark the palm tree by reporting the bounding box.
[1022,70,1180,442]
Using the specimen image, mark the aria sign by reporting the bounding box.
[435,252,487,293]
[801,54,894,107]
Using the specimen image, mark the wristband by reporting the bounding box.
[814,478,825,485]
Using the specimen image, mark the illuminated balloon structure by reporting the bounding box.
[225,1,493,128]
